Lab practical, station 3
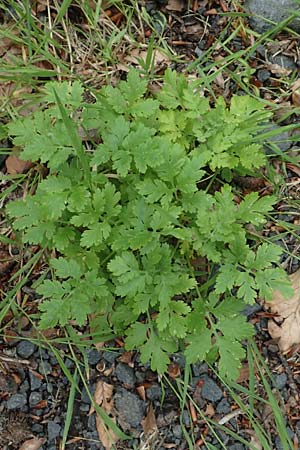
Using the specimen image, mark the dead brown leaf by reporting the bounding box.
[266,64,292,76]
[124,48,170,68]
[249,434,263,450]
[204,403,215,417]
[265,269,300,352]
[89,380,118,450]
[142,403,157,435]
[6,154,33,174]
[166,0,184,12]
[291,79,300,106]
[18,438,45,450]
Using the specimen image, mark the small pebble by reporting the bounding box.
[102,351,118,364]
[192,362,208,377]
[7,393,27,410]
[16,341,36,358]
[228,444,245,450]
[114,388,146,429]
[257,69,271,82]
[86,348,101,365]
[217,398,231,414]
[182,410,190,426]
[19,380,30,393]
[47,420,61,441]
[146,384,162,401]
[200,376,223,403]
[273,373,287,390]
[172,424,183,439]
[29,391,42,407]
[39,360,52,376]
[115,363,136,387]
[29,372,42,390]
[242,303,262,318]
[32,423,44,433]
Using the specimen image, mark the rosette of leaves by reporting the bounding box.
[6,70,293,380]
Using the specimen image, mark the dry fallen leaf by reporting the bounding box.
[166,0,184,12]
[124,48,170,68]
[291,78,300,106]
[142,403,157,435]
[18,438,45,450]
[89,380,118,450]
[266,269,300,352]
[6,154,33,174]
[249,434,263,450]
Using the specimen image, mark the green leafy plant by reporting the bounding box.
[6,70,293,380]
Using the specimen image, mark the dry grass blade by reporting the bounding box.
[89,380,118,450]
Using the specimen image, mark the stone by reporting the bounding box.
[86,348,101,365]
[146,384,162,401]
[19,380,30,393]
[273,373,288,390]
[29,391,42,407]
[228,444,245,450]
[29,372,42,390]
[6,393,27,410]
[200,376,223,403]
[192,362,208,377]
[257,69,271,82]
[102,351,118,364]
[32,423,44,433]
[47,421,61,441]
[242,303,262,318]
[115,363,136,387]
[16,341,36,358]
[172,424,183,439]
[216,398,231,414]
[81,384,96,404]
[263,123,293,155]
[244,0,300,34]
[114,388,146,429]
[38,360,52,376]
[269,54,296,71]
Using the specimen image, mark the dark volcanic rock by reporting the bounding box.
[115,363,136,387]
[16,341,36,358]
[200,376,223,403]
[114,388,146,429]
[244,0,300,33]
[6,393,27,410]
[47,420,61,441]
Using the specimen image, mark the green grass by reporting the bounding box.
[163,340,295,450]
[1,1,300,448]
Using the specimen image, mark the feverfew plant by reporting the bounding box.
[6,70,293,380]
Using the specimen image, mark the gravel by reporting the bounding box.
[200,376,223,403]
[114,388,146,429]
[86,348,101,365]
[47,420,61,441]
[6,393,27,410]
[216,398,231,414]
[274,373,288,390]
[115,363,136,387]
[29,372,42,390]
[16,341,36,359]
[38,361,52,376]
[244,0,300,33]
[263,123,293,155]
[146,383,162,401]
[29,391,42,407]
[257,68,271,82]
[242,303,262,318]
